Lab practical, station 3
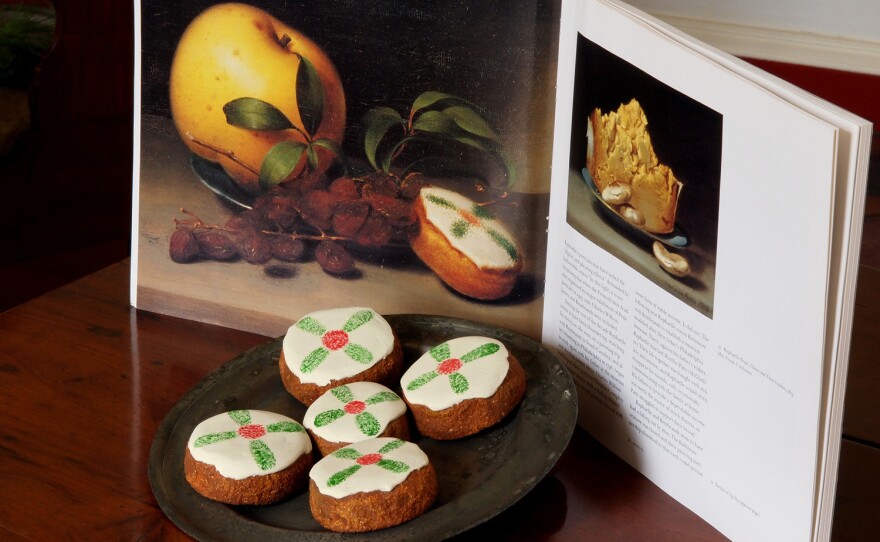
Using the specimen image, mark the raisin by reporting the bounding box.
[363,171,400,198]
[270,236,306,262]
[297,171,330,194]
[328,176,360,200]
[331,200,370,237]
[399,173,427,200]
[300,190,336,230]
[237,232,272,264]
[169,228,200,263]
[194,229,239,261]
[264,196,300,231]
[315,240,355,275]
[354,214,393,248]
[367,194,416,226]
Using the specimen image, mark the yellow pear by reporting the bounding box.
[169,3,346,194]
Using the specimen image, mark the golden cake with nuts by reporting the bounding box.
[586,98,682,234]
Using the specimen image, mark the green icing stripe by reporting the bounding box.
[425,194,456,210]
[429,343,450,363]
[193,431,236,447]
[449,372,469,394]
[314,409,345,428]
[365,391,399,405]
[356,412,380,436]
[450,219,469,238]
[297,316,326,336]
[344,343,373,364]
[377,459,409,473]
[378,438,405,454]
[406,370,439,391]
[267,421,302,433]
[249,440,276,471]
[471,203,495,220]
[301,347,329,373]
[331,385,354,403]
[327,464,361,487]
[342,309,374,332]
[227,410,251,425]
[487,228,519,261]
[333,447,362,460]
[461,342,500,363]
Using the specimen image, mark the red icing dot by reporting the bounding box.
[458,209,480,226]
[344,400,366,415]
[357,453,382,466]
[322,330,349,350]
[238,424,266,439]
[437,358,462,375]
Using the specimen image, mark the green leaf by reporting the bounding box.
[380,135,418,173]
[443,105,498,141]
[406,370,439,391]
[412,110,459,138]
[259,140,307,191]
[294,53,324,136]
[363,107,404,170]
[451,135,516,187]
[313,137,348,175]
[411,91,474,116]
[306,144,319,171]
[223,97,295,131]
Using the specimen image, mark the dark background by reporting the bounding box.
[568,34,723,255]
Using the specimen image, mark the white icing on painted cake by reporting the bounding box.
[282,307,395,386]
[309,438,429,499]
[419,186,520,270]
[187,410,312,479]
[400,336,510,411]
[304,382,406,444]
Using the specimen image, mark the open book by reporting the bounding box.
[131,1,871,540]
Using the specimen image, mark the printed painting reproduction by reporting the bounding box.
[133,1,561,338]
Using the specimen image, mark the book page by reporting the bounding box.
[543,1,844,540]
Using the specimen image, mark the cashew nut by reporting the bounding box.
[601,182,632,205]
[619,205,645,227]
[652,241,691,277]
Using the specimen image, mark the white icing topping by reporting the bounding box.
[400,336,510,411]
[282,307,395,386]
[304,382,406,444]
[309,438,429,498]
[187,410,312,480]
[419,186,520,270]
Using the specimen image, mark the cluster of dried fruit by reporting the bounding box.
[169,170,425,276]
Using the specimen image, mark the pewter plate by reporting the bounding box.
[148,314,577,541]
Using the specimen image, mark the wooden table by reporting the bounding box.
[1,259,877,541]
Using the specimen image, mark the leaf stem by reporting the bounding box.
[185,133,260,176]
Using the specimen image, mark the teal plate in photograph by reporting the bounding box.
[148,314,577,541]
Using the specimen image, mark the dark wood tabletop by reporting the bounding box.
[0,259,877,541]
